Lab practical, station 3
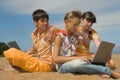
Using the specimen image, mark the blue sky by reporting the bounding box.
[0,0,120,53]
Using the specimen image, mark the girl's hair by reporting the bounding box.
[32,9,49,21]
[64,10,81,20]
[82,11,96,23]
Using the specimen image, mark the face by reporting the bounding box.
[81,18,93,31]
[66,18,80,33]
[34,18,49,31]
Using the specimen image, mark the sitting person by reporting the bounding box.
[75,11,115,69]
[52,10,120,79]
[4,9,60,72]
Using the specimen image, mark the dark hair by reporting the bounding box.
[64,10,81,20]
[32,9,49,21]
[82,11,96,23]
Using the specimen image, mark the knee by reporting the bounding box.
[108,60,115,69]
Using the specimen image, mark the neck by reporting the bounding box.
[64,27,72,37]
[80,26,89,33]
[37,28,45,35]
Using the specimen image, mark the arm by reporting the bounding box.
[53,36,91,64]
[93,36,100,48]
[26,46,36,55]
[92,30,101,48]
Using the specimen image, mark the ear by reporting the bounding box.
[64,20,69,27]
[81,18,83,23]
[34,20,37,26]
[64,20,69,24]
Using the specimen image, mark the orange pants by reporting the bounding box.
[4,48,52,72]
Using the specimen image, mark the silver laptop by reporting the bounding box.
[6,41,21,50]
[91,41,115,66]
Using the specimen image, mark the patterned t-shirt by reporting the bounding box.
[52,30,77,70]
[31,26,60,65]
[75,27,100,53]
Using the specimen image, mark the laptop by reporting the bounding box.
[91,41,115,66]
[6,41,21,50]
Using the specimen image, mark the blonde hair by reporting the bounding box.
[64,10,81,20]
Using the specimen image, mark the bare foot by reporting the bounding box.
[3,65,15,71]
[98,74,110,79]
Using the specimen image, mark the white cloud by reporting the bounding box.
[1,0,120,31]
[0,0,76,14]
[1,0,120,50]
[94,11,120,31]
[1,0,120,14]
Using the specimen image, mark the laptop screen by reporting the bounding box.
[7,41,21,50]
[91,41,115,66]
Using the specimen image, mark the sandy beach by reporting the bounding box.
[0,54,120,80]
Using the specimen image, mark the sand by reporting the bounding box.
[0,54,120,80]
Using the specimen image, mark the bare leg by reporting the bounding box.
[111,70,120,79]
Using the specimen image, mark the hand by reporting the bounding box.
[79,56,92,63]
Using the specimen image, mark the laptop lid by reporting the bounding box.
[91,41,115,66]
[7,41,21,50]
